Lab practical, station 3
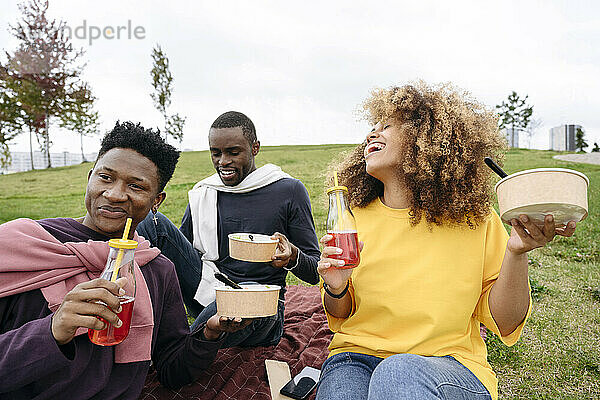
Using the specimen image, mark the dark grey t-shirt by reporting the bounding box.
[180,178,321,288]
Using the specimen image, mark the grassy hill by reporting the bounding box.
[0,145,599,398]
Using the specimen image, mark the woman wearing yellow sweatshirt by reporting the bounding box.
[316,82,577,400]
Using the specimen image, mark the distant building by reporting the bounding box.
[549,124,581,151]
[505,127,519,148]
[0,151,97,174]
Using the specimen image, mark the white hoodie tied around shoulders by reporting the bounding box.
[188,164,291,306]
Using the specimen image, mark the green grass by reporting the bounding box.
[1,146,599,398]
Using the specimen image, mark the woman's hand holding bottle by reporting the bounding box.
[318,234,363,294]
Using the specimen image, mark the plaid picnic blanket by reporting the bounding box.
[140,285,331,400]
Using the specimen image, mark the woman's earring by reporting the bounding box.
[152,208,158,225]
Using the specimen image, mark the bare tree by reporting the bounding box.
[523,117,542,149]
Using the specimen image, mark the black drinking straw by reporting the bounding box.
[484,157,508,179]
[214,272,243,289]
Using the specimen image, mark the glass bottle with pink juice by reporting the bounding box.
[326,180,360,269]
[88,238,137,346]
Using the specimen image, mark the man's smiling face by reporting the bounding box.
[208,126,259,186]
[82,148,163,238]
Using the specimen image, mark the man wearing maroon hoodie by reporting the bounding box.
[0,122,248,400]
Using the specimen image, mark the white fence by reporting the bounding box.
[1,151,98,174]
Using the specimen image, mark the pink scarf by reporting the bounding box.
[0,218,161,363]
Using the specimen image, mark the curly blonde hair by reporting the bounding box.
[333,81,506,227]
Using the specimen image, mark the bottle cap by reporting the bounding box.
[327,185,348,194]
[108,238,139,249]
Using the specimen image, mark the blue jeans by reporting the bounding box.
[137,211,285,348]
[316,352,491,400]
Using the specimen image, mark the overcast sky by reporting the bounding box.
[1,0,599,153]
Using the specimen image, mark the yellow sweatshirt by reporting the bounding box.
[322,198,531,400]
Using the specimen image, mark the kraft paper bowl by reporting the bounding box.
[495,168,589,227]
[228,233,278,262]
[215,284,281,318]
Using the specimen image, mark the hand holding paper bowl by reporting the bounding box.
[228,233,278,262]
[486,160,588,254]
[495,167,588,228]
[215,284,281,318]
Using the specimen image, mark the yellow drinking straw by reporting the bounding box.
[333,171,343,231]
[110,217,132,282]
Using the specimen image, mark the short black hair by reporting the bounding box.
[97,121,180,192]
[210,111,257,145]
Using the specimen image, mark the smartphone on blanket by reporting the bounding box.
[280,366,320,399]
